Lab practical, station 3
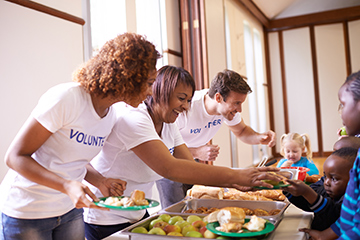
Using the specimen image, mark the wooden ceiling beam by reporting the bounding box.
[267,6,360,32]
[235,0,269,28]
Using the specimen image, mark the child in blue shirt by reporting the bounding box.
[277,133,319,176]
[299,70,360,240]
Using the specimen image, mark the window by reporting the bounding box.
[87,0,165,68]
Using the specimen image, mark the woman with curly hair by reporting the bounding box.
[0,32,160,240]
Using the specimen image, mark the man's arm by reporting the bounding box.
[228,120,276,147]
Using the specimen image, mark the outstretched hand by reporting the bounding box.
[234,166,282,189]
[282,179,311,196]
[259,130,276,147]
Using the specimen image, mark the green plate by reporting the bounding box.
[94,196,159,211]
[253,183,290,189]
[206,219,275,237]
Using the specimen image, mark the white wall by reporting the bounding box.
[269,20,360,155]
[0,0,84,182]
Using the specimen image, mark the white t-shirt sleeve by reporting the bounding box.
[113,107,160,151]
[31,84,77,133]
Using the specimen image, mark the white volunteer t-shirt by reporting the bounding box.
[176,89,242,148]
[84,102,185,225]
[0,82,116,219]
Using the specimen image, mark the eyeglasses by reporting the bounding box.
[338,103,344,115]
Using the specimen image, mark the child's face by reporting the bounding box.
[338,83,360,136]
[283,140,303,163]
[323,155,351,200]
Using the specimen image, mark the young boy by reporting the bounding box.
[282,147,358,231]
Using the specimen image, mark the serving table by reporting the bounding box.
[107,203,313,240]
[265,204,313,240]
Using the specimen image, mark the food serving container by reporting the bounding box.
[159,199,289,226]
[280,167,309,181]
[120,213,274,240]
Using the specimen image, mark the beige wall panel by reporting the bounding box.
[349,19,360,72]
[315,24,347,152]
[205,0,232,168]
[282,27,319,152]
[163,0,181,52]
[167,54,183,67]
[268,32,286,153]
[0,0,84,182]
[224,0,253,167]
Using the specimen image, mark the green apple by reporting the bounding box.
[163,224,181,234]
[185,230,203,238]
[167,232,183,236]
[131,226,148,234]
[204,229,217,238]
[148,227,166,235]
[186,215,203,224]
[149,218,163,229]
[174,220,190,229]
[340,126,347,136]
[182,224,197,236]
[158,214,171,223]
[168,215,184,225]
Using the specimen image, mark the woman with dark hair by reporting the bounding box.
[0,32,160,240]
[83,65,282,240]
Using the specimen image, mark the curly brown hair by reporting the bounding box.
[73,33,160,101]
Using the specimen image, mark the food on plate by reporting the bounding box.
[204,207,267,233]
[186,185,224,199]
[243,215,267,231]
[100,189,149,207]
[130,189,149,205]
[305,174,322,183]
[204,207,245,225]
[262,171,290,185]
[216,222,243,233]
[205,207,246,233]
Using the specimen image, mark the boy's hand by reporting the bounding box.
[282,179,311,196]
[282,179,318,204]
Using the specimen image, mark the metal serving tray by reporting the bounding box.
[159,199,289,225]
[120,213,274,240]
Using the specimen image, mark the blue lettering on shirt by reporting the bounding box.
[70,129,106,147]
[169,147,174,154]
[189,119,222,134]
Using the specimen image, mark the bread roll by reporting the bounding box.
[305,174,321,183]
[204,207,245,225]
[187,185,224,199]
[130,190,149,205]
